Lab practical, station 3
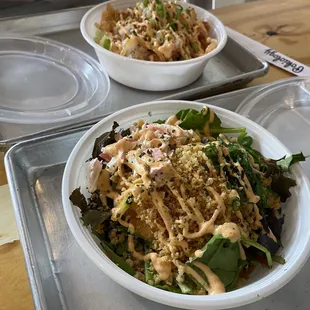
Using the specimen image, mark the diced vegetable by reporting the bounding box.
[155,4,165,17]
[191,42,199,53]
[177,282,192,294]
[145,261,155,284]
[99,35,111,50]
[231,197,241,211]
[111,194,134,221]
[169,22,177,31]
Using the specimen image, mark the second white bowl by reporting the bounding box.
[80,0,227,91]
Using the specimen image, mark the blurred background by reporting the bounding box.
[0,0,257,18]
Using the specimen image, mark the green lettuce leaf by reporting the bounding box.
[188,235,244,289]
[101,241,135,276]
[270,174,297,202]
[69,187,88,213]
[276,152,307,172]
[92,121,119,159]
[175,108,245,135]
[241,237,273,268]
[82,210,111,227]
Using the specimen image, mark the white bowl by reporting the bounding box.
[80,0,227,91]
[62,100,310,310]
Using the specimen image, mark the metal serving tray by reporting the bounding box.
[0,5,268,151]
[5,88,310,310]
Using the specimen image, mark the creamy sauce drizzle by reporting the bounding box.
[166,115,179,125]
[118,218,135,234]
[151,190,174,239]
[167,183,196,220]
[194,249,204,258]
[183,186,227,239]
[192,262,225,295]
[184,263,225,295]
[97,169,119,203]
[214,142,263,228]
[128,235,172,280]
[180,185,204,223]
[214,222,241,243]
[183,265,208,293]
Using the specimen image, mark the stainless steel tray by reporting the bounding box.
[0,85,262,151]
[6,88,310,310]
[0,5,268,151]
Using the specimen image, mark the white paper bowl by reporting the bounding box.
[62,100,310,310]
[80,0,227,91]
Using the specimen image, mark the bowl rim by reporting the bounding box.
[80,0,228,66]
[62,100,310,309]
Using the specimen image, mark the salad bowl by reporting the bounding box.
[62,100,310,309]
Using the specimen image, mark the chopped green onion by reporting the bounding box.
[149,18,157,28]
[175,4,183,11]
[174,4,183,19]
[156,4,164,17]
[143,0,149,7]
[231,197,241,211]
[155,0,161,4]
[272,255,286,265]
[95,29,105,40]
[99,35,111,50]
[103,38,111,50]
[178,282,191,294]
[145,261,155,284]
[169,22,177,31]
[191,42,199,53]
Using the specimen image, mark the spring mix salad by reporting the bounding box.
[70,106,306,295]
[94,0,217,61]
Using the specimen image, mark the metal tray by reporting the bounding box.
[0,85,262,151]
[0,5,268,151]
[6,87,310,310]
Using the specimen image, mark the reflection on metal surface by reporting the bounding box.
[35,179,43,194]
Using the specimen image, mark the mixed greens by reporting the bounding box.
[70,106,306,295]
